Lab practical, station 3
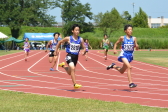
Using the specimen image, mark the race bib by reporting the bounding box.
[70,43,80,52]
[52,45,56,50]
[124,44,134,51]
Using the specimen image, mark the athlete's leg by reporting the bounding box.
[68,62,76,84]
[24,51,27,59]
[60,62,76,83]
[103,49,107,59]
[24,51,28,60]
[49,57,53,63]
[113,63,127,74]
[51,56,58,68]
[27,51,29,56]
[85,52,88,60]
[113,58,132,83]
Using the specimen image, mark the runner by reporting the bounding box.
[101,34,110,60]
[45,32,60,71]
[23,38,30,61]
[106,24,139,88]
[54,24,86,89]
[83,39,92,61]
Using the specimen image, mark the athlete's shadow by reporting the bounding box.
[112,89,138,92]
[58,89,86,92]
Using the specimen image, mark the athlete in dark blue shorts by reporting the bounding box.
[106,24,139,88]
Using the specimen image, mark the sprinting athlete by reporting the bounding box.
[101,34,110,60]
[54,24,86,89]
[106,24,139,88]
[23,38,30,61]
[45,32,60,71]
[83,39,92,61]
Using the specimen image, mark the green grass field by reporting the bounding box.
[0,50,22,56]
[0,50,168,112]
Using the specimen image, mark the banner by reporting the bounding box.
[23,33,61,41]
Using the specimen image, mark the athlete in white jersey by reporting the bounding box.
[23,38,30,61]
[106,24,139,88]
[54,24,86,89]
[101,34,110,60]
[83,39,92,61]
[45,32,60,71]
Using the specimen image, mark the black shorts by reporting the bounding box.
[49,51,54,57]
[65,53,78,66]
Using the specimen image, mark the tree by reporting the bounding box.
[132,7,148,28]
[57,0,93,36]
[94,8,123,37]
[0,0,57,39]
[93,12,103,27]
[121,11,132,25]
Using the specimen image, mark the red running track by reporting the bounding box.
[0,50,168,108]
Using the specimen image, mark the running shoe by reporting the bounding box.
[58,62,65,67]
[129,83,137,88]
[50,68,54,71]
[106,63,116,70]
[74,83,82,89]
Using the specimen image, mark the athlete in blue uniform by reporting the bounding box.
[45,32,60,71]
[106,24,139,88]
[54,24,86,89]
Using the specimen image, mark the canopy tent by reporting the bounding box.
[5,37,24,43]
[23,33,62,41]
[0,32,8,39]
[0,32,8,50]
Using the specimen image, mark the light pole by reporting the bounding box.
[132,2,135,17]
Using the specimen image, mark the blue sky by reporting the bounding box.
[48,0,168,22]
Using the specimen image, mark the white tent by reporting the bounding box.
[0,32,8,38]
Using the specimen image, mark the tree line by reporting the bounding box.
[0,0,149,39]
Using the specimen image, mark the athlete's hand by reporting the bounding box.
[113,50,117,54]
[54,51,58,56]
[135,45,139,50]
[45,50,47,53]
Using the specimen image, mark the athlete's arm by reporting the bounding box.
[113,36,123,54]
[80,38,86,54]
[88,43,92,49]
[107,39,110,45]
[100,39,103,48]
[134,37,139,50]
[45,41,51,52]
[54,37,69,55]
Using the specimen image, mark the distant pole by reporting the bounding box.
[132,3,135,17]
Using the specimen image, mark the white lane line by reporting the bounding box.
[0,51,42,69]
[90,52,168,75]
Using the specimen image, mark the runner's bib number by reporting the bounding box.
[52,45,56,50]
[70,43,80,52]
[124,44,134,51]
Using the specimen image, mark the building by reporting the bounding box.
[148,16,168,28]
